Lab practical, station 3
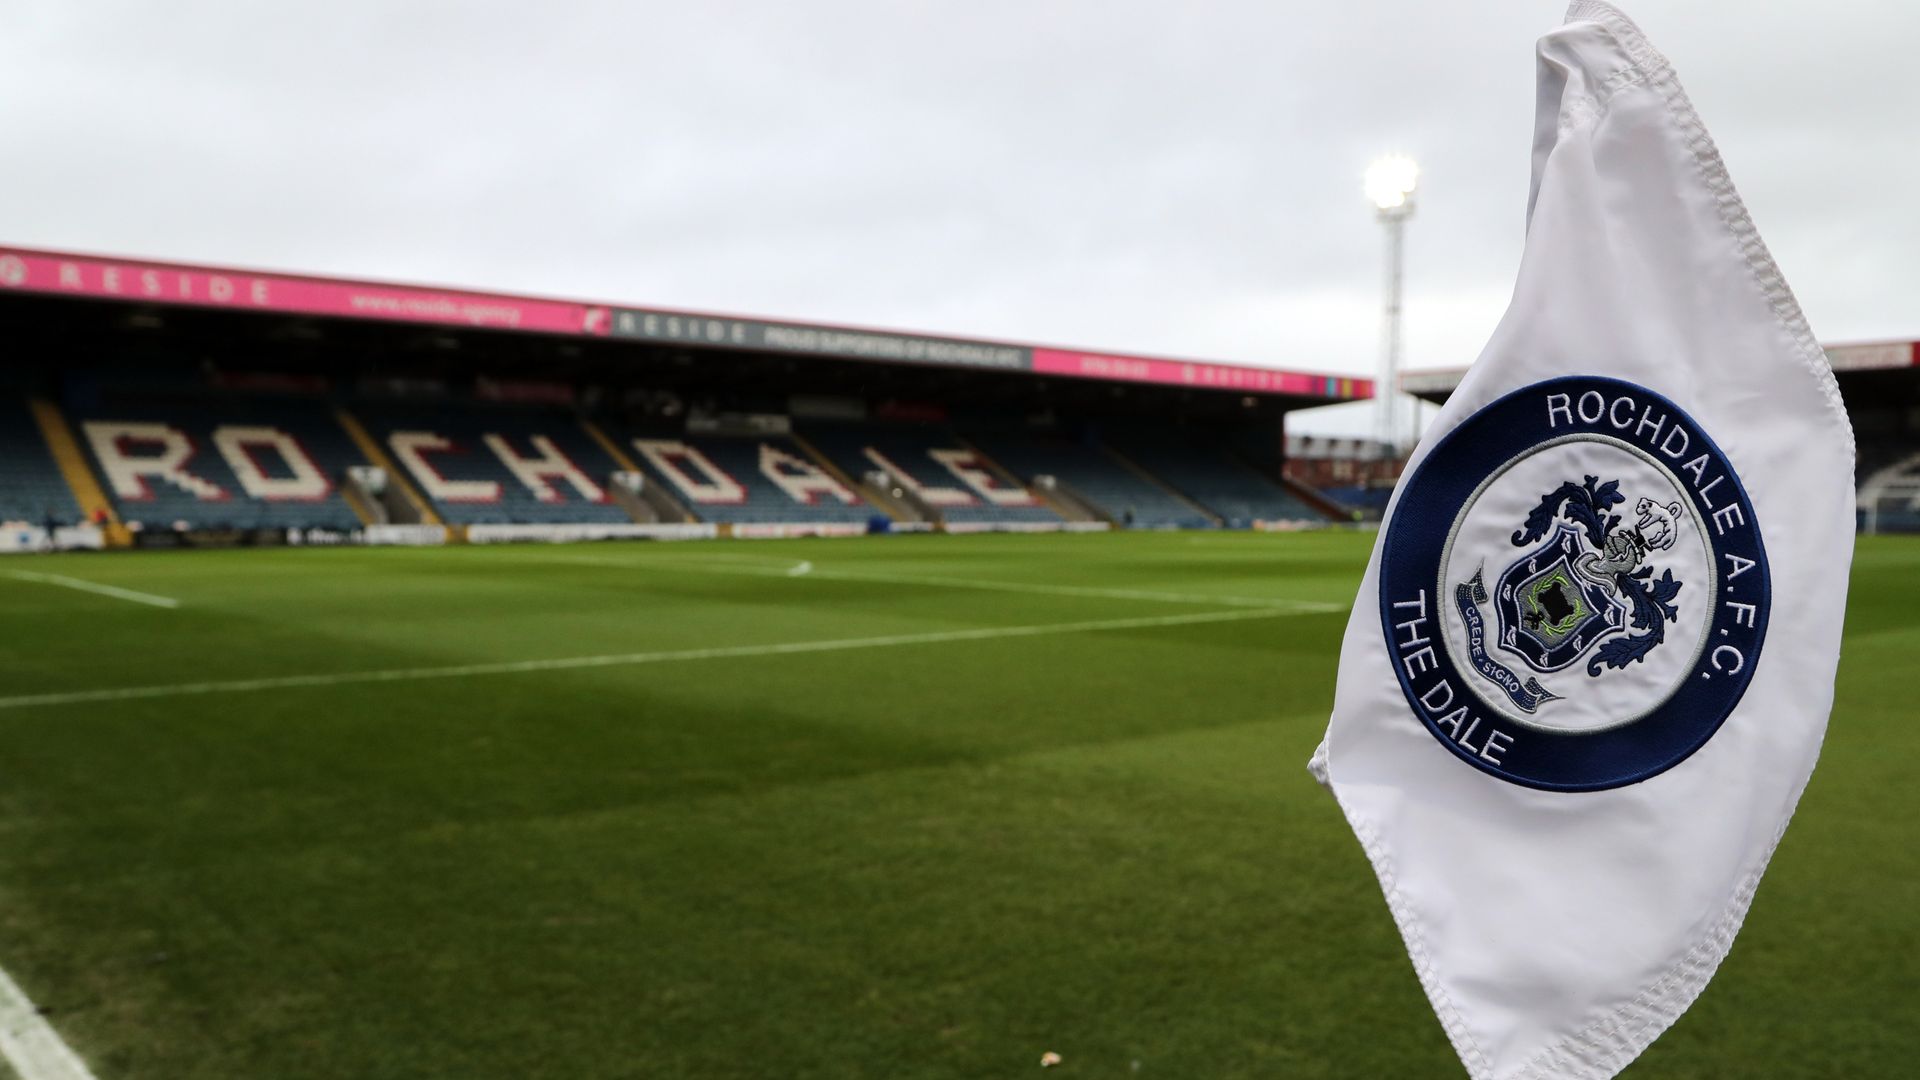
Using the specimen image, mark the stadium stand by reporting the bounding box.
[0,397,83,525]
[1279,434,1404,521]
[802,423,1062,527]
[1106,430,1327,528]
[0,247,1388,548]
[964,428,1211,528]
[1852,431,1916,496]
[621,432,875,526]
[359,404,630,525]
[1855,450,1920,532]
[69,398,368,530]
[1319,485,1394,514]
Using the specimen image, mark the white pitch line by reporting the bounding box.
[3,570,179,609]
[799,568,1343,611]
[0,965,98,1080]
[786,560,814,577]
[529,552,1339,612]
[0,607,1304,713]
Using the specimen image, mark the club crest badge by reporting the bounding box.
[1379,376,1770,791]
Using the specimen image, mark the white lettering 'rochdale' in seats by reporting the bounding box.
[929,448,1038,506]
[760,444,858,505]
[483,434,606,504]
[862,448,976,506]
[388,431,501,503]
[213,426,331,501]
[84,421,227,501]
[633,439,747,504]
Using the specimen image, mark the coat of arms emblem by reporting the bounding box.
[1455,475,1687,714]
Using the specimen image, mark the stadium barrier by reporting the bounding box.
[0,524,105,553]
[280,525,451,546]
[728,522,869,539]
[363,524,451,546]
[464,522,717,544]
[1252,519,1371,533]
[941,521,1112,534]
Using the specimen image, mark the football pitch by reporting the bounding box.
[0,531,1911,1079]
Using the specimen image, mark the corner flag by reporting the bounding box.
[1310,4,1854,1078]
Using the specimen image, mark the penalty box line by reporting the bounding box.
[0,606,1323,713]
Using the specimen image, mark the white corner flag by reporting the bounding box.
[1310,3,1854,1078]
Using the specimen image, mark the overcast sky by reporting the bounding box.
[2,1,1914,435]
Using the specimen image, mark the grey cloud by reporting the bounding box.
[0,0,1912,436]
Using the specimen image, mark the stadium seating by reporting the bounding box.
[1320,485,1394,514]
[360,405,630,525]
[802,423,1062,526]
[1854,445,1920,532]
[620,433,874,525]
[1106,431,1326,527]
[0,398,83,526]
[964,429,1211,528]
[70,399,369,530]
[10,390,1356,537]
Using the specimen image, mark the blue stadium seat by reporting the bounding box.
[964,429,1210,528]
[802,423,1062,526]
[1320,485,1393,513]
[0,398,82,525]
[1107,432,1327,528]
[360,405,631,525]
[71,399,368,531]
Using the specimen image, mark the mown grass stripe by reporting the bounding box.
[0,606,1322,712]
[525,551,1334,610]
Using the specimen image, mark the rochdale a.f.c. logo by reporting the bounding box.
[1379,376,1769,791]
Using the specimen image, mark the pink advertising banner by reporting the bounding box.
[0,248,608,336]
[1030,348,1372,399]
[0,245,1370,401]
[1824,340,1920,371]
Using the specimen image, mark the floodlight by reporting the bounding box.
[1365,155,1420,213]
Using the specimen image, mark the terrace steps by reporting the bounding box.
[581,420,694,524]
[790,431,914,524]
[28,397,130,547]
[335,409,442,526]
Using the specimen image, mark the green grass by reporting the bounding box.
[0,531,1910,1078]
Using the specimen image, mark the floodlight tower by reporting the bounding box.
[1366,155,1418,456]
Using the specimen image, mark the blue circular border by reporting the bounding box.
[1379,376,1771,792]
